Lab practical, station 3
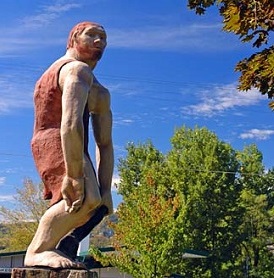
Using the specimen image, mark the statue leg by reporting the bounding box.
[24,199,100,269]
[24,156,101,269]
[57,205,108,259]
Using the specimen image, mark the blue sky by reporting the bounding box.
[0,0,273,211]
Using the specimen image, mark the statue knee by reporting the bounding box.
[83,194,101,214]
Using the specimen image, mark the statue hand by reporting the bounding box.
[100,191,113,215]
[61,176,85,213]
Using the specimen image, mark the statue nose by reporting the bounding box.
[94,37,106,48]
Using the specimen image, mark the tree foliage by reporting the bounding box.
[237,145,274,277]
[92,142,188,277]
[187,0,274,106]
[90,126,274,277]
[167,127,243,277]
[0,179,48,251]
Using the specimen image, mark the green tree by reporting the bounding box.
[167,126,243,277]
[237,145,274,277]
[91,141,188,277]
[91,127,247,277]
[186,0,274,106]
[91,127,274,277]
[0,179,48,251]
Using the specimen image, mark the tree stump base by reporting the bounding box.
[11,267,98,278]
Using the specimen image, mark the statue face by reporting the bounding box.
[75,24,107,62]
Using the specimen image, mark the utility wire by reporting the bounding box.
[0,152,31,158]
[0,152,273,178]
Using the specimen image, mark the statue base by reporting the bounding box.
[11,267,98,278]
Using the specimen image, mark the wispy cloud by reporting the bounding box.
[0,177,6,185]
[240,129,274,140]
[0,1,81,55]
[0,194,14,202]
[181,84,264,117]
[0,6,240,56]
[108,23,239,52]
[0,75,33,114]
[20,1,81,29]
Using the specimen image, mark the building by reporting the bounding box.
[0,247,208,277]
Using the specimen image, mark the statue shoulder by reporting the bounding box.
[59,60,93,89]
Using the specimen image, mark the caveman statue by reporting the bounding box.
[24,21,113,268]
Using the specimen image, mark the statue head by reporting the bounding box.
[66,21,107,62]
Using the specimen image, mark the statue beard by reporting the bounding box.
[91,49,103,61]
[75,44,103,61]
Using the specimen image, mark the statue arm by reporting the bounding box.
[60,62,93,212]
[91,85,114,214]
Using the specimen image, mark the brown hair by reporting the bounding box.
[66,21,103,49]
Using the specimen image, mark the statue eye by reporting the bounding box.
[87,32,96,38]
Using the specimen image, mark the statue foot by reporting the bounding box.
[24,249,86,269]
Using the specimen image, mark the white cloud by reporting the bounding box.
[20,2,81,29]
[0,76,33,114]
[121,119,134,124]
[0,177,6,185]
[0,14,239,55]
[181,84,264,117]
[240,129,274,140]
[0,194,14,202]
[108,23,239,52]
[0,1,81,55]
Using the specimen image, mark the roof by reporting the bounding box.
[0,247,209,274]
[0,247,209,259]
[182,249,208,258]
[0,250,26,257]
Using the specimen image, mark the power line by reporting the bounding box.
[0,62,263,92]
[0,152,32,158]
[0,151,273,178]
